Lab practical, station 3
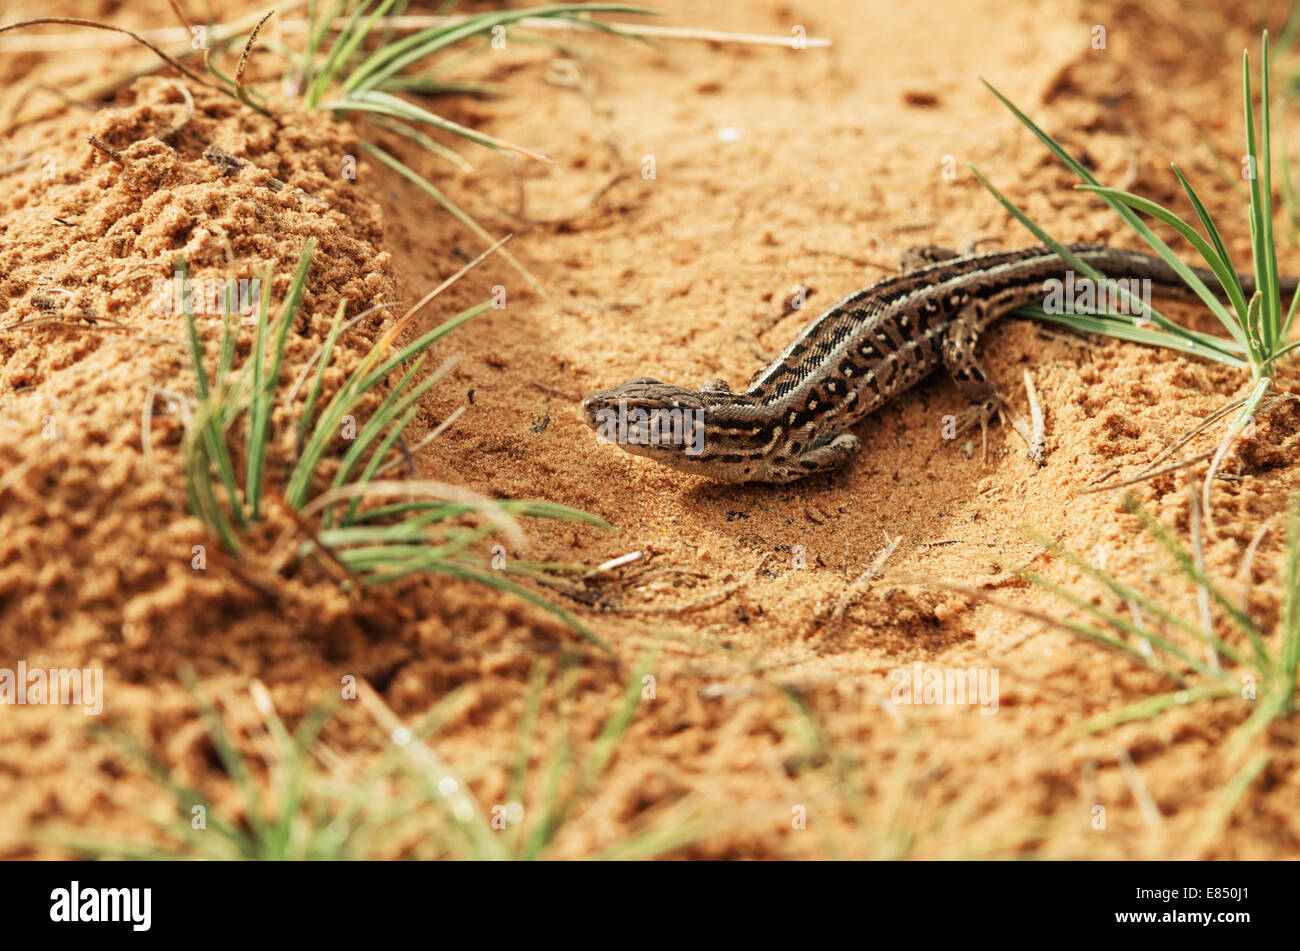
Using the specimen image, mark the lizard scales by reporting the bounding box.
[580,244,1295,484]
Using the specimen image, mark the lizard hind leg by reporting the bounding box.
[899,244,961,272]
[940,302,1047,464]
[939,301,1031,463]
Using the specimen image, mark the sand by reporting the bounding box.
[1,0,1298,858]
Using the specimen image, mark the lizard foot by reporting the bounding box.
[952,398,1000,464]
[769,433,861,482]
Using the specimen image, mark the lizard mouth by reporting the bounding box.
[577,394,598,427]
[578,390,620,430]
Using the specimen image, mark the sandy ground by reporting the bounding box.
[1,0,1299,858]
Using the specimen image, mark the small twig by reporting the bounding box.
[87,135,126,163]
[1238,519,1272,618]
[0,154,31,175]
[374,233,513,352]
[1115,744,1164,830]
[1126,597,1153,659]
[1077,447,1217,495]
[1199,390,1300,532]
[1188,476,1219,673]
[998,397,1035,463]
[531,380,579,401]
[1139,396,1248,477]
[0,17,244,104]
[373,404,465,477]
[1085,395,1251,489]
[1023,368,1045,466]
[814,532,903,639]
[615,553,773,617]
[3,312,121,332]
[0,316,184,346]
[0,11,826,51]
[739,334,776,364]
[34,83,97,112]
[281,14,832,48]
[584,551,643,579]
[1086,392,1296,503]
[803,246,895,270]
[164,0,193,33]
[484,165,633,227]
[1201,415,1243,538]
[159,79,196,140]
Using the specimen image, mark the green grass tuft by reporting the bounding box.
[54,656,707,860]
[977,30,1300,519]
[179,241,612,648]
[988,495,1300,840]
[977,32,1298,414]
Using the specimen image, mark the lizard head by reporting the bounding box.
[579,377,780,482]
[580,377,708,464]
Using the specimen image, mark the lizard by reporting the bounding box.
[579,243,1297,484]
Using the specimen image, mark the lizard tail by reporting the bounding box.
[1072,244,1300,305]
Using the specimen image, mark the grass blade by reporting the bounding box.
[973,166,1244,363]
[342,4,657,95]
[247,244,315,519]
[1076,185,1247,346]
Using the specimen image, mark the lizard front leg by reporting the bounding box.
[768,432,861,483]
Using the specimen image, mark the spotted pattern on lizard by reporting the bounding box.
[580,244,1295,483]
